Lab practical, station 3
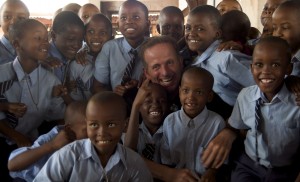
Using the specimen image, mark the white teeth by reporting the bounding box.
[92,43,101,45]
[150,111,160,116]
[187,103,195,107]
[41,49,47,52]
[261,79,273,83]
[190,40,199,43]
[126,28,135,31]
[97,140,110,144]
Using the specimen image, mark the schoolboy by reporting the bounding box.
[70,13,113,101]
[125,80,169,163]
[185,5,255,119]
[34,92,152,181]
[0,19,65,181]
[229,36,300,181]
[157,6,184,42]
[93,0,150,95]
[78,3,100,24]
[49,11,84,103]
[8,101,87,181]
[160,66,225,181]
[62,3,81,14]
[216,0,242,15]
[272,0,300,76]
[0,0,29,65]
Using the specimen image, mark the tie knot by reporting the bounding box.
[129,49,138,57]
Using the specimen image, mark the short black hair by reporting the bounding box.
[158,6,184,24]
[119,0,149,20]
[0,0,29,17]
[255,36,292,63]
[52,11,84,34]
[139,35,180,67]
[189,5,221,29]
[9,19,45,43]
[181,66,214,90]
[85,13,112,36]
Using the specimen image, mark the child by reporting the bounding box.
[8,101,87,181]
[272,0,300,76]
[0,19,65,181]
[185,5,255,119]
[62,3,81,14]
[125,80,169,163]
[93,0,150,96]
[49,11,84,103]
[0,0,29,65]
[156,6,184,42]
[160,66,225,181]
[229,36,299,181]
[78,3,100,24]
[216,0,242,15]
[220,10,252,55]
[70,13,113,101]
[34,92,153,181]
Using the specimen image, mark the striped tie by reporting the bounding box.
[255,98,262,164]
[121,49,137,86]
[142,143,155,161]
[0,79,18,128]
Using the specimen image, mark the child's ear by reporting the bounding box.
[156,24,161,34]
[215,28,222,40]
[12,40,20,50]
[207,90,214,103]
[50,30,56,41]
[286,62,293,76]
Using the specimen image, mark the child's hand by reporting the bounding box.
[75,49,89,65]
[114,79,138,96]
[52,85,68,97]
[5,103,27,118]
[13,133,32,147]
[41,56,63,69]
[51,126,76,150]
[216,41,243,52]
[66,80,77,93]
[133,79,151,108]
[200,169,216,182]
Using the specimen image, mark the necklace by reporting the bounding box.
[23,67,39,110]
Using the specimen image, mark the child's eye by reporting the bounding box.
[120,16,127,21]
[185,26,191,31]
[108,123,116,128]
[182,88,189,94]
[18,16,26,20]
[89,123,98,128]
[88,29,95,34]
[196,90,205,95]
[152,64,160,70]
[272,63,280,67]
[254,62,263,68]
[133,15,140,20]
[197,27,204,32]
[84,15,89,19]
[3,15,11,20]
[99,31,107,36]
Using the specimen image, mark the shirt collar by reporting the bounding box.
[292,49,300,63]
[0,36,16,56]
[192,40,220,66]
[83,140,127,170]
[139,121,163,136]
[251,84,290,105]
[49,41,68,64]
[121,37,145,54]
[179,106,209,128]
[13,57,39,85]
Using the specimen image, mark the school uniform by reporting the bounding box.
[0,36,16,65]
[34,139,153,182]
[94,37,144,90]
[69,54,94,101]
[48,41,71,83]
[160,107,225,175]
[291,49,300,77]
[137,122,163,163]
[9,125,63,181]
[229,84,300,181]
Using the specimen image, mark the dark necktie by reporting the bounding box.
[121,49,137,86]
[142,143,156,161]
[255,98,263,164]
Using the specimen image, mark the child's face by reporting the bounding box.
[251,42,292,101]
[140,84,168,128]
[16,24,49,62]
[179,72,213,118]
[272,7,300,54]
[52,25,84,60]
[85,19,111,55]
[185,13,220,55]
[144,43,183,94]
[217,0,242,15]
[158,13,184,42]
[118,2,149,41]
[0,1,29,38]
[261,0,285,25]
[70,120,87,140]
[86,101,126,158]
[79,6,99,24]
